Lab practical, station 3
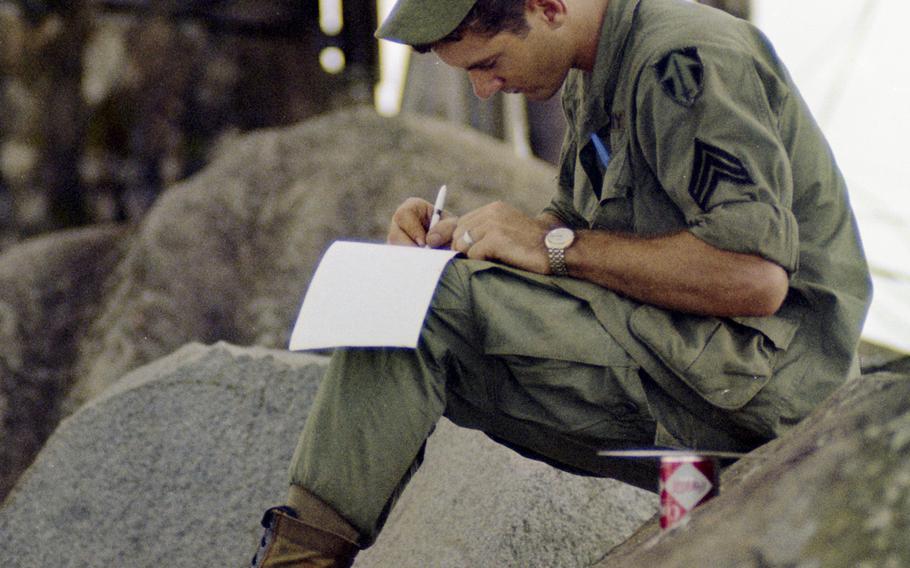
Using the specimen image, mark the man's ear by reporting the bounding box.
[526,0,567,26]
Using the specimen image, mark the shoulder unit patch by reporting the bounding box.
[688,139,753,211]
[655,47,704,107]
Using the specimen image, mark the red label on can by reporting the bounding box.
[659,456,719,530]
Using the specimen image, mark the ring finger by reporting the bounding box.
[455,227,480,251]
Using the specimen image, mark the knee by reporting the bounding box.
[430,259,475,312]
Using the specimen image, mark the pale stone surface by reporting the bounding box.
[0,343,656,568]
[358,415,654,568]
[597,371,910,568]
[0,224,126,498]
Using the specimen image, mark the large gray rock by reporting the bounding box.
[0,225,126,499]
[0,342,656,568]
[75,105,554,403]
[358,412,653,568]
[597,369,910,568]
[0,106,556,499]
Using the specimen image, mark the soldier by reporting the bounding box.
[250,0,872,566]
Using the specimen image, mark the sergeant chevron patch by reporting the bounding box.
[655,47,703,107]
[688,139,754,211]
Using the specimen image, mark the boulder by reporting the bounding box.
[0,224,126,499]
[74,105,554,402]
[0,342,657,568]
[596,368,910,568]
[0,106,556,499]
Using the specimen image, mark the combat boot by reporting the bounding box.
[250,487,361,568]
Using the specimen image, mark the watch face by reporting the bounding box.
[546,227,575,249]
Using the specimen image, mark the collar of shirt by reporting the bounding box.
[562,0,640,145]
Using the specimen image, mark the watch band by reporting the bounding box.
[545,227,575,276]
[547,247,569,276]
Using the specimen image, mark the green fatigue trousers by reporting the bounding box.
[288,259,660,545]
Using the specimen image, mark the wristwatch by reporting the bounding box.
[545,227,575,276]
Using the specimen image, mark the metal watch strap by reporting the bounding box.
[545,227,574,276]
[548,248,568,276]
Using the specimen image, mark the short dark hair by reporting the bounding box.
[412,0,531,53]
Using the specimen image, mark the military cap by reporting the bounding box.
[375,0,477,46]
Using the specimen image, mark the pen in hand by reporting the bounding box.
[425,184,447,248]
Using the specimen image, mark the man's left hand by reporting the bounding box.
[449,201,552,274]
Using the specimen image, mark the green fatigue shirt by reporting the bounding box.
[543,0,872,443]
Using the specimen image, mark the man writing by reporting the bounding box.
[251,0,871,566]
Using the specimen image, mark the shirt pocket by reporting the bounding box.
[629,305,798,410]
[590,147,634,232]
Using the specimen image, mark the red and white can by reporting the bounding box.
[659,455,719,530]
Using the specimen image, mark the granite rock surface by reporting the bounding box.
[596,357,910,568]
[0,343,656,568]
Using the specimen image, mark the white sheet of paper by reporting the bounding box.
[289,241,459,350]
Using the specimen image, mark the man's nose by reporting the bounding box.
[468,70,504,100]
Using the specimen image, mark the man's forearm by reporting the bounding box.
[563,229,789,317]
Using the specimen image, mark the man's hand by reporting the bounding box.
[387,198,556,274]
[450,201,552,274]
[387,197,456,248]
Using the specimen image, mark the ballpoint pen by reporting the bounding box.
[428,184,447,231]
[425,184,447,247]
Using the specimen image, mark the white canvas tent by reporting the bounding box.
[756,0,910,353]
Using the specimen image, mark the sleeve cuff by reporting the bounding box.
[687,200,799,273]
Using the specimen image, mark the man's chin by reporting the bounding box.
[522,88,560,102]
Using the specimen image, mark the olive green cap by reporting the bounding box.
[375,0,477,46]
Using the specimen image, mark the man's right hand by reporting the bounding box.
[387,197,456,248]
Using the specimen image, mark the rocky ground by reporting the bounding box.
[0,343,656,567]
[1,107,907,567]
